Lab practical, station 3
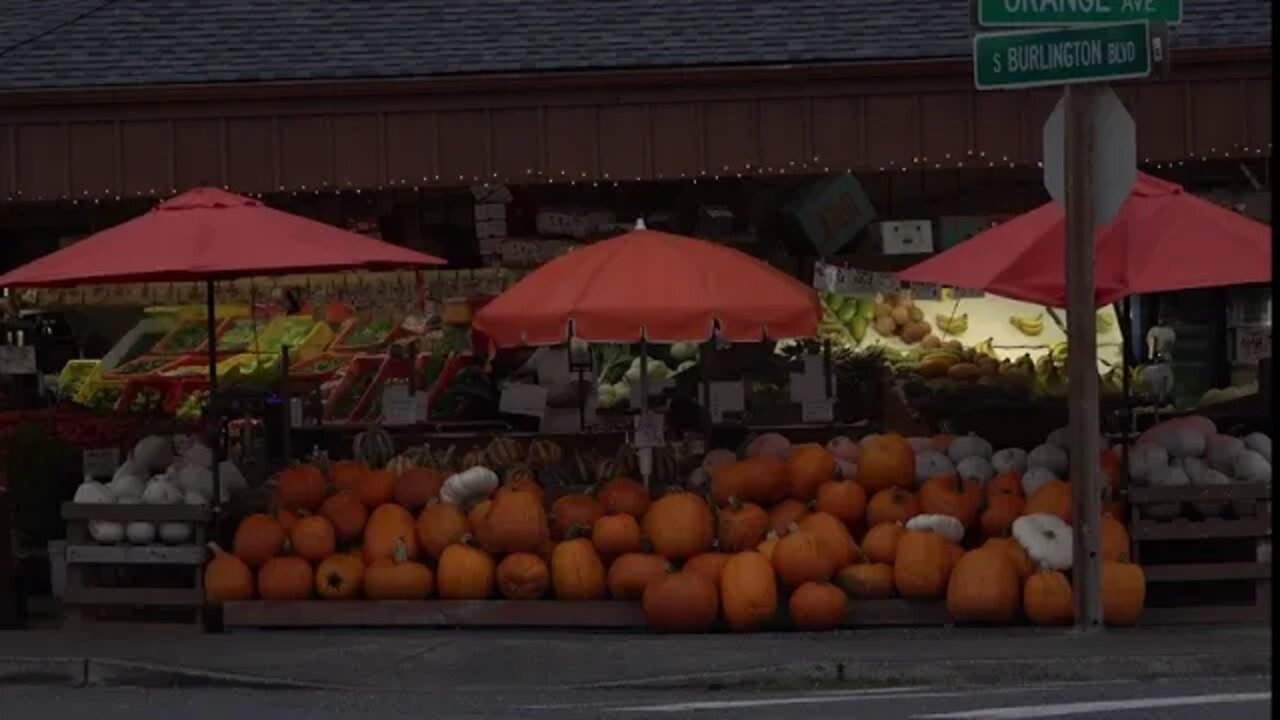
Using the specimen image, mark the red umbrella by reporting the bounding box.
[897,173,1271,308]
[0,187,444,287]
[473,223,820,347]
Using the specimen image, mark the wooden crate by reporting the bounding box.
[61,503,211,626]
[1128,484,1271,625]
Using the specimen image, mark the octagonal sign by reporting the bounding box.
[1043,87,1137,228]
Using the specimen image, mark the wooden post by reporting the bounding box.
[1064,84,1104,631]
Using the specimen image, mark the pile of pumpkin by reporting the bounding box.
[204,428,1149,631]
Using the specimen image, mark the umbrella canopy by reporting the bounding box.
[897,173,1272,308]
[473,224,821,347]
[0,187,445,288]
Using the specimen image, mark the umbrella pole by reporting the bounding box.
[205,279,222,516]
[1120,296,1133,497]
[638,339,651,490]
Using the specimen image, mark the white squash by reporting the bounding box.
[158,522,192,544]
[1028,443,1069,478]
[142,476,183,505]
[905,514,965,543]
[956,456,995,485]
[1243,433,1272,464]
[111,458,144,485]
[181,441,214,471]
[1145,461,1190,520]
[73,479,114,504]
[1178,456,1208,485]
[835,459,858,479]
[89,520,124,544]
[1158,427,1206,459]
[826,436,860,463]
[907,436,934,454]
[914,451,954,485]
[1188,465,1232,517]
[132,435,174,473]
[1046,427,1069,449]
[947,435,993,463]
[1126,444,1169,485]
[1011,513,1073,571]
[107,473,145,501]
[183,489,210,506]
[1021,466,1059,497]
[991,448,1028,476]
[440,466,500,506]
[114,496,156,545]
[219,461,248,494]
[1206,434,1245,473]
[1137,415,1217,448]
[1232,450,1271,484]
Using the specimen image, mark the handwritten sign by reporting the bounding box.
[801,399,835,423]
[381,384,416,426]
[842,268,877,297]
[82,447,120,478]
[708,381,746,423]
[788,174,878,256]
[909,282,943,301]
[1234,326,1272,365]
[499,383,548,418]
[874,273,902,294]
[952,286,986,299]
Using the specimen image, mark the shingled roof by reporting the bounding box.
[0,0,1271,91]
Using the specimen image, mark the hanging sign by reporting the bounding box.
[1233,326,1272,365]
[909,282,943,301]
[788,174,878,256]
[801,399,835,423]
[707,381,746,423]
[499,383,548,418]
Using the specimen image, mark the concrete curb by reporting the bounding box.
[0,657,85,687]
[0,656,340,690]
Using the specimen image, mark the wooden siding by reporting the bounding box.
[0,59,1269,201]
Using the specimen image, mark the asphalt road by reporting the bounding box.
[0,676,1269,719]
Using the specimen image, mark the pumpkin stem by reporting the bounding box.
[325,571,344,590]
[564,523,592,541]
[393,537,409,564]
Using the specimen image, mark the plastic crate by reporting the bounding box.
[76,379,126,413]
[202,316,264,354]
[169,379,212,419]
[254,316,335,361]
[104,355,180,380]
[351,352,414,423]
[151,317,217,356]
[322,355,385,423]
[290,353,351,381]
[118,378,171,415]
[58,359,102,399]
[157,354,212,379]
[331,317,402,352]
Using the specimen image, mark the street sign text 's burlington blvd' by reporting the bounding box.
[973,21,1151,90]
[977,0,1182,26]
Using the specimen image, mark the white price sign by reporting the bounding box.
[873,272,901,294]
[842,268,877,297]
[1234,326,1272,365]
[707,381,746,423]
[952,285,986,299]
[381,384,416,426]
[812,262,841,292]
[499,382,548,418]
[801,399,835,423]
[909,282,942,301]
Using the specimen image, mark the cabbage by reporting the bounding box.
[670,342,700,362]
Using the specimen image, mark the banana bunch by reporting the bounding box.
[1096,310,1115,333]
[1009,312,1044,336]
[935,312,969,336]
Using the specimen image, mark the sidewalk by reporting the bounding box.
[0,624,1270,691]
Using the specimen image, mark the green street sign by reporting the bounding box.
[973,22,1152,90]
[977,0,1182,27]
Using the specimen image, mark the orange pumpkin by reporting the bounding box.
[643,491,714,561]
[330,460,368,491]
[315,552,364,600]
[362,504,419,565]
[355,468,397,509]
[596,477,651,518]
[319,490,368,544]
[1024,569,1074,626]
[642,571,720,633]
[786,444,839,501]
[857,433,915,493]
[717,499,770,552]
[772,526,836,586]
[364,539,433,600]
[835,562,895,599]
[815,477,867,527]
[918,474,982,529]
[979,493,1026,538]
[683,552,732,585]
[797,511,858,568]
[437,538,495,599]
[416,501,470,559]
[1025,480,1073,524]
[711,456,789,507]
[606,552,671,600]
[756,532,780,561]
[393,467,446,511]
[277,464,327,512]
[258,556,314,601]
[290,515,337,563]
[893,530,952,600]
[1099,449,1124,495]
[1101,561,1146,626]
[550,494,605,540]
[496,474,546,507]
[551,536,607,601]
[276,508,301,533]
[233,514,287,569]
[931,433,956,451]
[866,487,921,527]
[945,548,1021,623]
[986,472,1024,499]
[720,551,778,632]
[789,581,847,631]
[484,488,550,554]
[944,541,965,572]
[496,552,550,599]
[204,543,254,603]
[767,498,811,536]
[982,537,1034,581]
[1101,513,1131,562]
[861,522,905,564]
[592,513,644,557]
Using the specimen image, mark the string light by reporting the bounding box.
[2,143,1268,203]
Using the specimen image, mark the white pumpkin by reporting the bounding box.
[1243,433,1272,464]
[1045,427,1070,449]
[73,479,114,504]
[183,489,210,506]
[107,473,145,501]
[991,448,1028,476]
[1126,444,1169,485]
[1178,456,1208,485]
[956,456,995,485]
[89,520,124,544]
[744,433,791,461]
[1188,465,1232,517]
[905,514,965,543]
[1028,443,1069,478]
[1158,427,1206,459]
[219,461,248,494]
[685,467,710,490]
[1145,461,1189,520]
[111,458,144,485]
[835,459,858,479]
[1206,434,1245,473]
[907,436,934,454]
[826,436,860,463]
[947,435,993,463]
[181,441,214,471]
[132,435,174,473]
[1011,513,1073,571]
[440,466,500,506]
[158,522,192,544]
[701,449,737,475]
[1232,450,1271,484]
[1021,466,1059,498]
[142,476,183,505]
[176,464,214,498]
[126,521,157,544]
[914,451,955,485]
[1137,415,1217,448]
